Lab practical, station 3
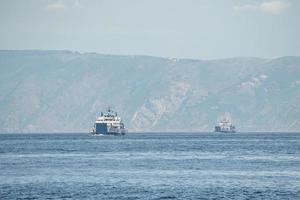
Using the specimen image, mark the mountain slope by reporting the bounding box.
[0,50,299,132]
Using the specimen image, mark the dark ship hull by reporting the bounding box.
[214,125,236,133]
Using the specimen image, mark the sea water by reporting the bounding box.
[0,133,300,199]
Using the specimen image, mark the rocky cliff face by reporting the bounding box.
[0,50,299,132]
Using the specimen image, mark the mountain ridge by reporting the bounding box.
[0,50,299,133]
[3,49,299,61]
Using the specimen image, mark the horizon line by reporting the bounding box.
[1,131,300,134]
[1,48,300,61]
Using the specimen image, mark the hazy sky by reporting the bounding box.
[0,0,299,59]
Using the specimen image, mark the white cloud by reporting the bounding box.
[47,1,66,10]
[233,1,289,14]
[233,5,259,12]
[260,1,289,14]
[46,1,82,11]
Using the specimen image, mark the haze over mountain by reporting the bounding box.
[0,50,300,133]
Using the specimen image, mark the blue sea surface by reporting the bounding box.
[0,132,300,199]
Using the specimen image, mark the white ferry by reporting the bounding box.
[90,108,126,135]
[214,114,236,133]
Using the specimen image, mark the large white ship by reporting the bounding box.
[90,108,126,135]
[214,114,236,133]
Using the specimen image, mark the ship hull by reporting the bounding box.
[214,130,236,133]
[91,131,126,136]
[91,123,126,136]
[214,126,236,133]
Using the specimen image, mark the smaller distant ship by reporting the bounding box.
[90,108,126,136]
[214,114,236,133]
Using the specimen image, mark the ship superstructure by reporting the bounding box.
[214,114,236,133]
[90,108,126,135]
